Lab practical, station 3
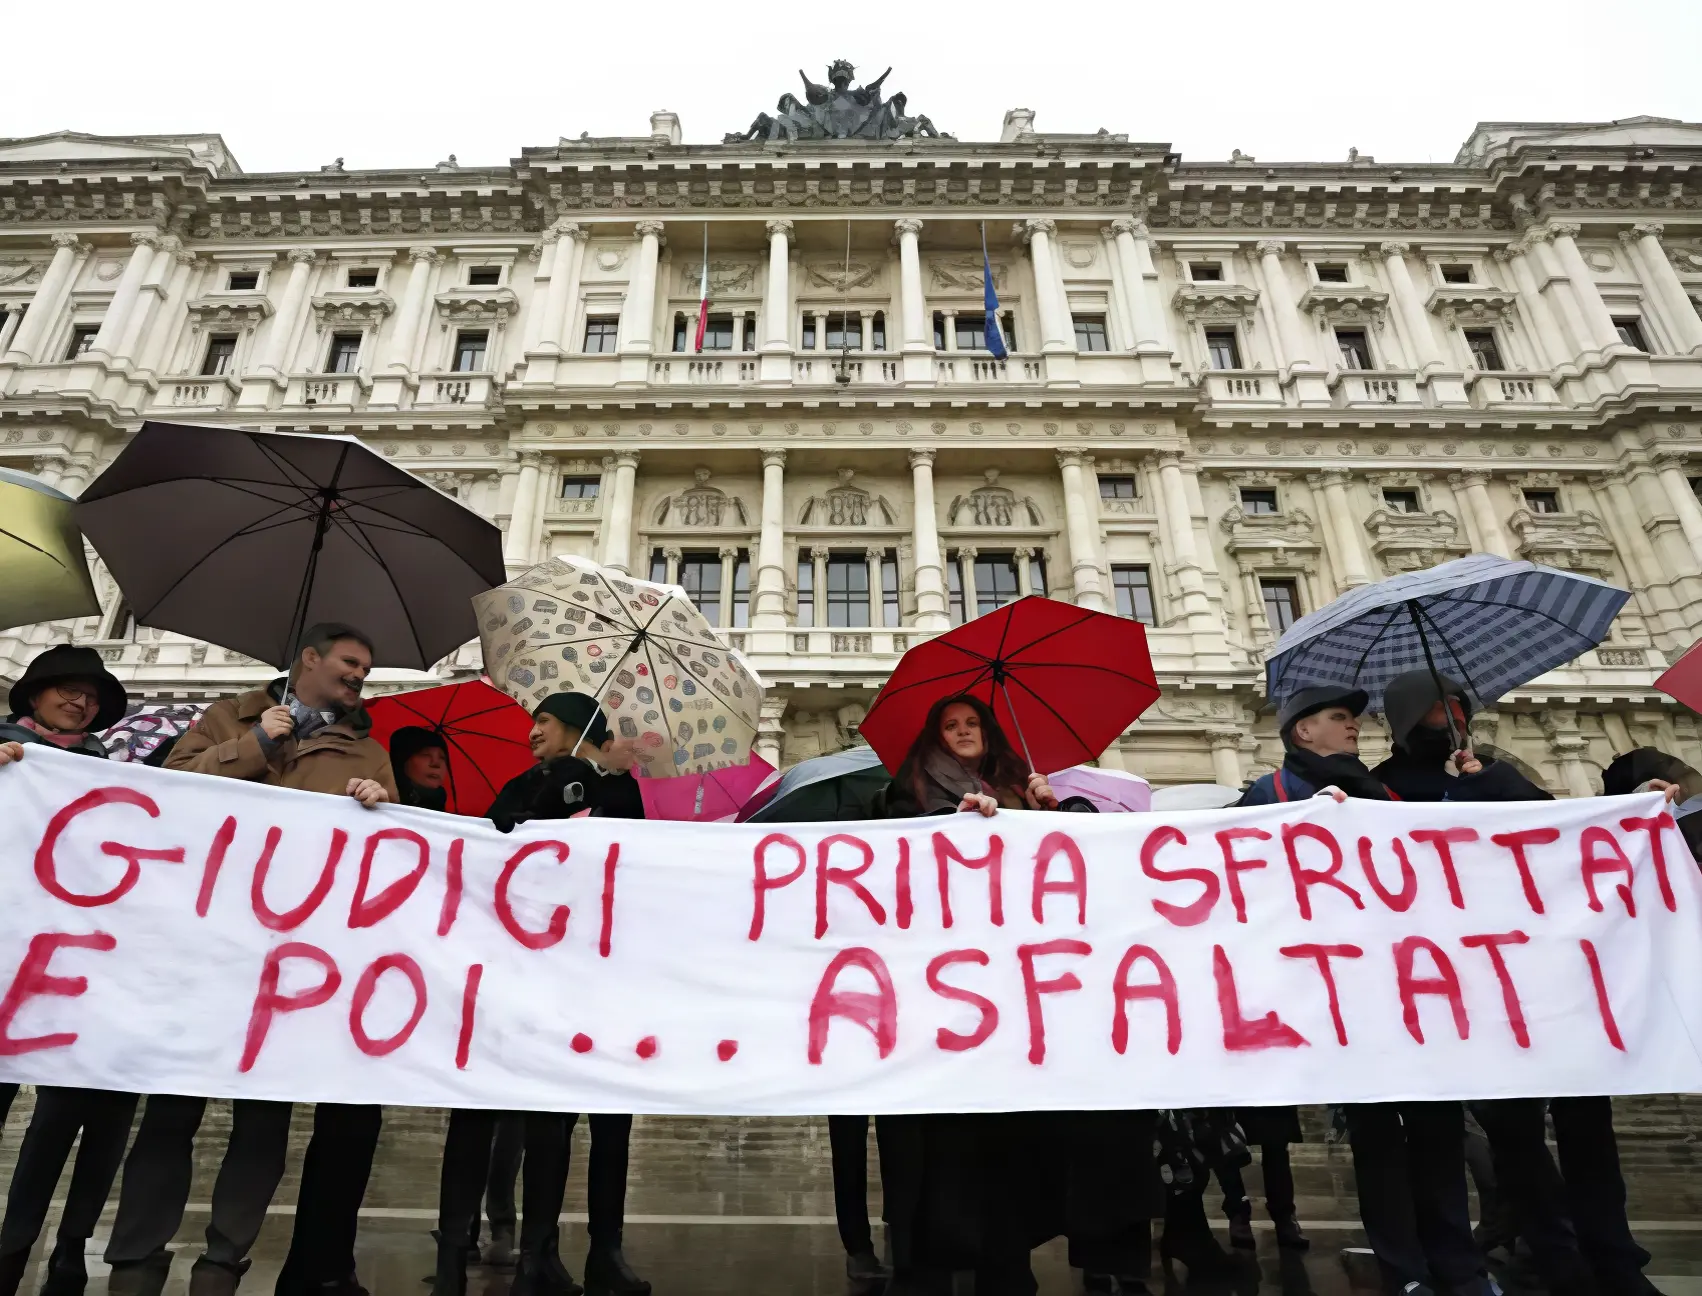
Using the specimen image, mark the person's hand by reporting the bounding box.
[0,742,23,769]
[257,706,295,741]
[958,792,999,817]
[1314,786,1349,804]
[599,736,640,773]
[347,778,388,808]
[1453,749,1484,776]
[1645,778,1683,804]
[1026,772,1058,810]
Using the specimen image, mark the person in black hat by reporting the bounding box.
[432,693,648,1296]
[1372,670,1549,803]
[1238,684,1383,805]
[388,725,451,810]
[0,646,137,1296]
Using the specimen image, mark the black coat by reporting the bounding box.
[1373,749,1552,804]
[486,756,645,831]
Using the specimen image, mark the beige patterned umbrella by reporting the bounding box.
[474,556,764,778]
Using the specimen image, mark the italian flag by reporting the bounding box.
[692,231,711,353]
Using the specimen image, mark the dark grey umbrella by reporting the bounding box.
[737,745,891,823]
[76,422,505,670]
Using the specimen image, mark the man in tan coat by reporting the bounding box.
[104,623,395,1296]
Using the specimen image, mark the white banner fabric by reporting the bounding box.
[2,747,1700,1115]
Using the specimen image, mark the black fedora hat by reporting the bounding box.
[7,644,129,733]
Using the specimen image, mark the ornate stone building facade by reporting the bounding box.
[4,92,1702,793]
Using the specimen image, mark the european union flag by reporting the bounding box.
[981,222,1008,360]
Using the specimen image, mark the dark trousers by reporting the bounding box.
[1217,1143,1296,1219]
[0,1088,137,1258]
[518,1113,633,1254]
[106,1096,293,1269]
[1349,1102,1488,1295]
[438,1110,525,1246]
[275,1104,382,1293]
[0,1085,16,1135]
[1064,1110,1158,1279]
[1475,1096,1650,1295]
[484,1115,523,1241]
[828,1115,877,1257]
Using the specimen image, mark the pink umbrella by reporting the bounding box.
[1049,765,1152,814]
[637,753,776,822]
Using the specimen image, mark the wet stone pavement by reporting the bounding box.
[2,1098,1700,1296]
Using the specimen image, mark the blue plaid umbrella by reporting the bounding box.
[1264,553,1629,715]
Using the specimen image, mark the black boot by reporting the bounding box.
[1271,1213,1309,1251]
[108,1252,175,1296]
[431,1233,468,1296]
[1161,1225,1237,1281]
[1226,1202,1256,1251]
[582,1247,650,1296]
[510,1233,583,1296]
[187,1257,249,1296]
[846,1248,890,1293]
[484,1224,517,1271]
[0,1251,28,1296]
[38,1240,88,1296]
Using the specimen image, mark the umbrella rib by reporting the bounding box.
[1413,599,1492,705]
[1341,604,1405,689]
[0,527,78,573]
[989,604,1106,661]
[436,730,503,799]
[123,503,315,624]
[868,660,1000,705]
[1000,669,1109,766]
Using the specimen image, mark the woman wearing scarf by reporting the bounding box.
[0,647,139,1296]
[388,725,451,810]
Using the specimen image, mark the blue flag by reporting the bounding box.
[981,223,1008,360]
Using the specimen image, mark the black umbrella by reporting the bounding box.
[76,422,505,671]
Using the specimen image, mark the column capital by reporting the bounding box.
[405,245,442,264]
[1254,239,1287,258]
[663,546,683,562]
[1651,449,1694,471]
[1011,546,1035,561]
[1630,221,1666,242]
[1544,221,1582,242]
[1379,240,1411,258]
[1308,468,1353,488]
[49,232,86,252]
[129,229,165,251]
[907,449,936,470]
[635,219,667,240]
[765,218,794,239]
[1208,729,1243,751]
[810,544,830,560]
[719,545,741,560]
[1055,449,1093,469]
[893,218,924,237]
[611,450,642,470]
[1019,217,1057,244]
[545,219,585,244]
[1107,216,1145,239]
[1155,449,1188,469]
[958,545,979,560]
[1447,468,1493,487]
[517,449,544,468]
[761,448,788,469]
[865,546,886,562]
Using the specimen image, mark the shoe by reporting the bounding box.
[1227,1208,1256,1251]
[107,1253,174,1296]
[187,1258,250,1296]
[1083,1275,1151,1293]
[1160,1227,1238,1281]
[846,1248,891,1289]
[484,1225,518,1271]
[431,1233,468,1296]
[1337,1247,1381,1291]
[510,1235,584,1296]
[39,1240,88,1296]
[582,1247,651,1296]
[1271,1214,1309,1251]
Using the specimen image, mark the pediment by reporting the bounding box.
[0,131,239,175]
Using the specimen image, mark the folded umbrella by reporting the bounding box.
[737,745,892,823]
[637,753,775,822]
[0,467,100,632]
[1048,765,1152,814]
[76,422,505,670]
[858,595,1161,776]
[475,555,765,779]
[1264,554,1630,725]
[365,680,534,816]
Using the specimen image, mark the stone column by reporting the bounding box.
[116,236,180,366]
[602,450,641,573]
[0,305,21,357]
[87,231,164,360]
[810,545,830,626]
[1022,219,1072,353]
[1448,470,1512,558]
[1593,469,1685,646]
[662,547,682,585]
[1056,450,1109,610]
[504,451,544,565]
[1624,223,1702,353]
[941,310,958,352]
[1309,469,1372,587]
[4,234,84,364]
[958,548,980,616]
[1013,547,1035,598]
[753,449,788,628]
[858,310,874,352]
[1498,243,1569,369]
[518,238,556,358]
[1546,223,1625,353]
[1541,710,1595,798]
[865,547,885,628]
[719,547,740,629]
[537,222,586,356]
[1652,451,1702,568]
[1108,217,1170,354]
[1156,451,1216,631]
[1379,241,1445,370]
[762,219,793,352]
[894,219,928,351]
[384,246,441,375]
[619,221,666,355]
[813,311,829,352]
[909,449,949,628]
[1209,730,1244,789]
[756,696,787,769]
[1255,240,1318,372]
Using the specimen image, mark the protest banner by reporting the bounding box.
[2,747,1700,1114]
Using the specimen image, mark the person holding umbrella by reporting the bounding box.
[0,647,139,1296]
[101,624,394,1296]
[886,693,1059,816]
[1371,671,1549,803]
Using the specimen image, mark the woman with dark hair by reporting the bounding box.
[389,725,450,810]
[887,694,1058,817]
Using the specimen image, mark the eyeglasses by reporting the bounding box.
[50,684,99,706]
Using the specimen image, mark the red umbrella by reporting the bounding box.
[365,680,534,816]
[859,595,1160,776]
[1656,640,1702,715]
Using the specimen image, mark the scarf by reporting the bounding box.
[1282,746,1390,801]
[916,746,1027,812]
[16,716,90,750]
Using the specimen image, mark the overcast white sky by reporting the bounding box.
[8,0,1699,172]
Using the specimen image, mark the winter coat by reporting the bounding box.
[486,757,645,831]
[0,719,110,760]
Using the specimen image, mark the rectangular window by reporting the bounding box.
[1111,566,1154,624]
[881,552,900,627]
[1189,262,1223,282]
[648,549,667,584]
[201,335,237,376]
[583,316,619,353]
[1441,264,1474,285]
[559,477,600,499]
[1523,490,1561,514]
[931,311,945,350]
[870,312,887,352]
[825,553,871,628]
[1382,489,1421,514]
[347,269,378,288]
[64,325,99,359]
[671,313,689,353]
[973,552,1022,618]
[325,333,362,373]
[227,271,259,291]
[803,316,819,350]
[1464,329,1505,371]
[1613,317,1649,351]
[698,315,735,351]
[796,554,815,627]
[452,330,488,372]
[467,266,501,286]
[946,552,965,626]
[954,316,988,351]
[1073,315,1110,352]
[825,312,862,351]
[1261,579,1301,633]
[1098,475,1137,500]
[1240,488,1279,514]
[1205,328,1241,370]
[731,551,751,628]
[1313,263,1349,284]
[678,552,723,625]
[1336,329,1373,370]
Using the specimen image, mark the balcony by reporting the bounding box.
[934,355,1043,384]
[285,372,370,410]
[1467,371,1558,408]
[1199,369,1283,407]
[793,354,900,385]
[545,493,602,520]
[651,356,759,385]
[416,372,501,409]
[153,375,239,412]
[1330,369,1422,408]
